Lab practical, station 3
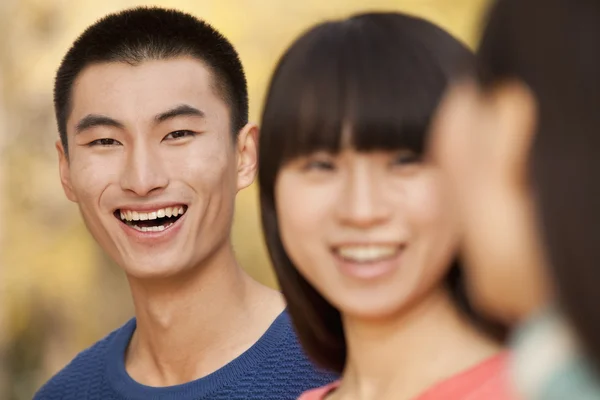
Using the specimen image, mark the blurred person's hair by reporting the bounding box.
[477,0,600,367]
[54,7,248,157]
[258,12,506,373]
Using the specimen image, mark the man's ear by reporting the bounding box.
[56,140,78,202]
[235,122,259,192]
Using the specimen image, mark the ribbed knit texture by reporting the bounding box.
[34,310,336,400]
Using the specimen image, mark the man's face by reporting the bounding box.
[58,57,257,279]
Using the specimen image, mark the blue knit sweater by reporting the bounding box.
[34,310,336,400]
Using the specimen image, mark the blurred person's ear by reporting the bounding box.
[56,140,78,202]
[430,79,551,325]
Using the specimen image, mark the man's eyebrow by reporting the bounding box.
[155,104,206,123]
[74,105,204,133]
[75,114,124,134]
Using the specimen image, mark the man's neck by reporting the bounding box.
[124,243,285,387]
[332,288,501,400]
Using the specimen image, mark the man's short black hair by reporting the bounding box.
[54,6,248,156]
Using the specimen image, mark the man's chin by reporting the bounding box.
[119,257,192,282]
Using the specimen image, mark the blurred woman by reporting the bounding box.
[258,12,513,400]
[432,0,600,397]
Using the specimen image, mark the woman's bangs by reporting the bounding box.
[272,24,447,164]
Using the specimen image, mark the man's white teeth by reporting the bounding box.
[337,245,398,263]
[131,223,174,232]
[119,206,186,222]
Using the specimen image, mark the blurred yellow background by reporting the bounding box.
[0,0,490,398]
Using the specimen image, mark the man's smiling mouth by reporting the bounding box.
[114,205,188,232]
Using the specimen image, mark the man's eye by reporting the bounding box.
[164,130,196,140]
[88,138,121,147]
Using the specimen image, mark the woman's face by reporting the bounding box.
[274,145,460,320]
[430,80,550,324]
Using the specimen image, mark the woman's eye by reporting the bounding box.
[88,138,121,147]
[304,159,336,171]
[164,130,196,140]
[392,151,421,166]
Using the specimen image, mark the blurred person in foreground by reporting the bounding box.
[432,0,600,398]
[258,12,516,400]
[34,7,334,400]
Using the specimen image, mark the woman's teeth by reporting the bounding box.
[336,245,399,263]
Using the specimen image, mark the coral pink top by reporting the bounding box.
[298,353,516,400]
[298,382,340,400]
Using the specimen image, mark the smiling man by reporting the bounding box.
[34,7,334,400]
